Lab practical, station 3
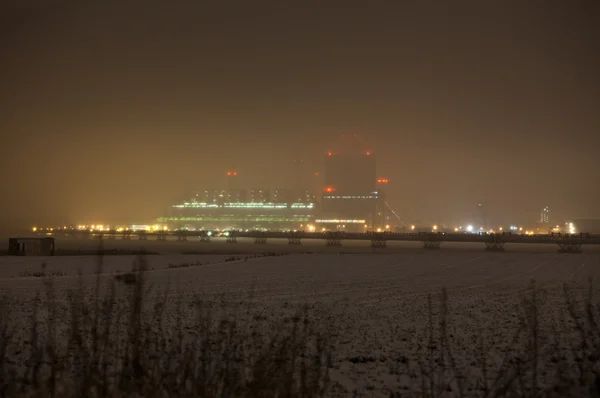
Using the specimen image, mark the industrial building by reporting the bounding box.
[318,150,385,231]
[566,219,600,234]
[159,135,391,231]
[160,184,318,230]
[160,198,316,231]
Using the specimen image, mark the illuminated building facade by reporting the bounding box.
[161,191,316,230]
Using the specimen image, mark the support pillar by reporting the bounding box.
[420,233,442,250]
[553,234,583,253]
[226,231,238,243]
[253,232,267,244]
[369,232,387,248]
[484,233,506,252]
[324,231,344,246]
[288,232,302,245]
[199,232,211,243]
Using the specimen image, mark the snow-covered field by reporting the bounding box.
[1,246,599,396]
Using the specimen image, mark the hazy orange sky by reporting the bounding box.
[1,0,599,230]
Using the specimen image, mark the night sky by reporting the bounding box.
[1,0,599,231]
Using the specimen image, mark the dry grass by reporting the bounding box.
[1,253,600,397]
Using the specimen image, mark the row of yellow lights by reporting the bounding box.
[32,225,168,233]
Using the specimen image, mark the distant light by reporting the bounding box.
[385,224,390,229]
[325,186,335,192]
[454,227,458,232]
[327,152,332,156]
[365,151,371,156]
[32,227,37,232]
[314,172,319,176]
[466,225,474,232]
[410,225,415,230]
[432,225,438,231]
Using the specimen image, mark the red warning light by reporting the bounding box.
[377,178,389,184]
[327,151,333,156]
[314,172,319,176]
[365,151,372,156]
[227,171,231,176]
[233,171,237,176]
[325,186,335,193]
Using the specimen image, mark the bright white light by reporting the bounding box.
[466,225,474,232]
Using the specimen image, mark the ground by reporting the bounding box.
[1,238,598,396]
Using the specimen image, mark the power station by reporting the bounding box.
[161,136,392,231]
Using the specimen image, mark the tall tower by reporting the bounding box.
[540,206,549,224]
[478,203,488,230]
[321,138,378,229]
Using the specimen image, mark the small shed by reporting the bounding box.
[8,237,55,256]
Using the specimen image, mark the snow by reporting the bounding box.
[1,241,599,396]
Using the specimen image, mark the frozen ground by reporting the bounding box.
[1,247,599,396]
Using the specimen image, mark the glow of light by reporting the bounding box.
[432,225,438,231]
[314,172,319,176]
[325,186,335,192]
[32,227,37,232]
[377,228,382,232]
[454,227,458,232]
[385,224,390,229]
[327,152,332,156]
[365,151,371,156]
[466,225,474,232]
[499,227,503,231]
[410,225,415,230]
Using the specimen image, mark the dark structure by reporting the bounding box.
[320,150,380,230]
[8,237,55,256]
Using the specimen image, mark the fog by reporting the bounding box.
[1,0,599,231]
